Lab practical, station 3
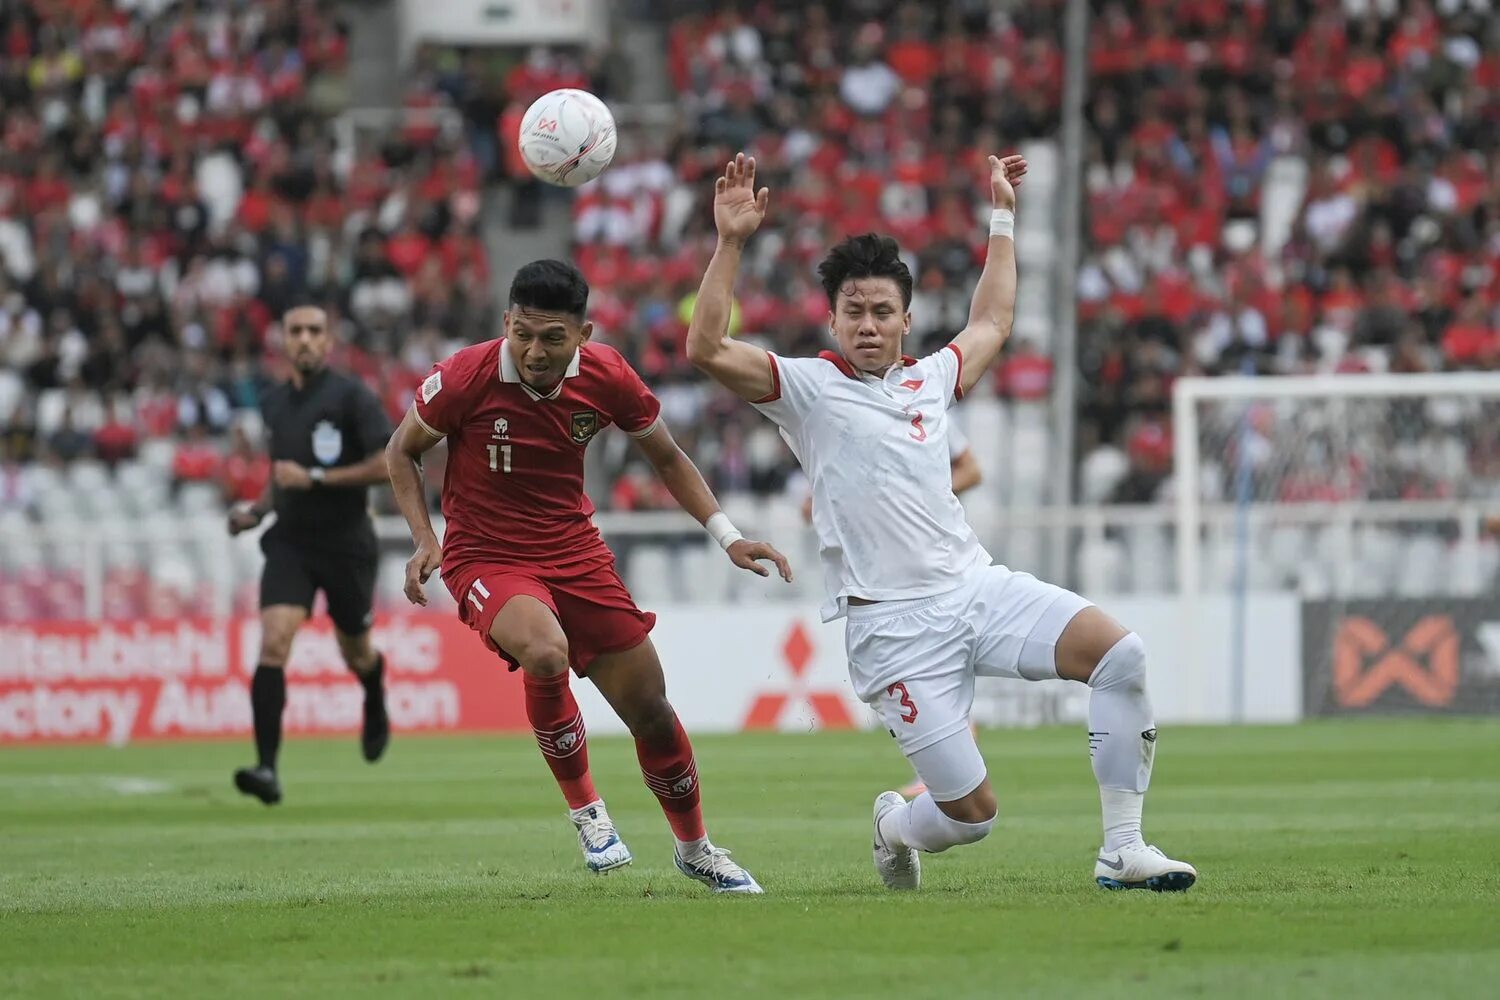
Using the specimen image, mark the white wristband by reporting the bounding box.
[705,511,743,551]
[989,208,1015,239]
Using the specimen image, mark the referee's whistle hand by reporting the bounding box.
[273,461,313,489]
[404,541,443,606]
[227,504,262,535]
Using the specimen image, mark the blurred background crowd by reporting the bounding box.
[0,0,1496,618]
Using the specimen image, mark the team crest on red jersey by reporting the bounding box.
[569,410,600,444]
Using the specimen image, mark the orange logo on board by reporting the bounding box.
[1332,615,1459,708]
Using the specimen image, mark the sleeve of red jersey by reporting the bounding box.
[606,351,663,438]
[413,350,478,437]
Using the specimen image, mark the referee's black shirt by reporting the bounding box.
[262,367,392,536]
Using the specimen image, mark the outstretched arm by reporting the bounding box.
[950,154,1028,397]
[385,408,445,606]
[633,419,791,582]
[685,153,777,403]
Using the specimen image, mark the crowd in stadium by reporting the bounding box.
[570,0,1498,507]
[0,0,1497,617]
[0,0,490,509]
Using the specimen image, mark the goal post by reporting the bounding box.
[1173,372,1500,723]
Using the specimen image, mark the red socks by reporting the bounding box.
[523,671,598,810]
[636,715,706,842]
[526,673,705,841]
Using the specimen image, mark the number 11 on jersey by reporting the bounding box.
[487,443,512,473]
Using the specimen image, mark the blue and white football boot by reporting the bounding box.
[572,803,633,873]
[1094,843,1197,891]
[674,843,764,894]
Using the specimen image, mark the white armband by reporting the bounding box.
[705,511,743,550]
[989,208,1015,240]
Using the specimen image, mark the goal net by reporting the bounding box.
[1173,373,1500,722]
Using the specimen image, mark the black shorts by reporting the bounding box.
[259,523,378,635]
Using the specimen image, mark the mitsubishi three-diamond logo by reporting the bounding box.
[741,621,855,730]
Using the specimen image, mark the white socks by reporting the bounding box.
[1087,632,1155,852]
[569,799,608,824]
[879,793,994,854]
[675,835,710,859]
[1099,787,1144,853]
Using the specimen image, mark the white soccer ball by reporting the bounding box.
[517,88,618,188]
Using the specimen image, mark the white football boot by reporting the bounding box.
[1094,843,1196,891]
[674,843,764,894]
[872,791,921,890]
[572,804,633,873]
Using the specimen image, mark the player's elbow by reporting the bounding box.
[684,332,716,368]
[385,431,421,468]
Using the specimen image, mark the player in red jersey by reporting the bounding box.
[386,260,790,893]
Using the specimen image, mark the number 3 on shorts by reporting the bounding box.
[886,682,918,724]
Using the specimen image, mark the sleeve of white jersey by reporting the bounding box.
[915,343,965,409]
[749,353,827,432]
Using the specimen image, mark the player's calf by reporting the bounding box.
[523,671,600,810]
[878,791,995,855]
[344,650,389,763]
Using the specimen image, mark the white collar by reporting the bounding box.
[498,338,582,401]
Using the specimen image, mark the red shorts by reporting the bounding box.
[444,559,656,676]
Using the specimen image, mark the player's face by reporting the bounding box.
[283,307,331,374]
[829,278,910,373]
[505,307,592,391]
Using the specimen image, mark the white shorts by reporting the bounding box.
[845,565,1092,759]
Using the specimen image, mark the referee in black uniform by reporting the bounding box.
[228,304,393,805]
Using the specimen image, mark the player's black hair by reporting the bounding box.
[817,234,913,310]
[509,259,590,320]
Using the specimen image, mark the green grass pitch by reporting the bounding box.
[3,720,1498,998]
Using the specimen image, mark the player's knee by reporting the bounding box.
[258,632,296,665]
[516,640,571,677]
[1086,631,1147,693]
[336,634,376,673]
[624,696,676,743]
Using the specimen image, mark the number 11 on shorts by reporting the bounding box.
[887,682,918,724]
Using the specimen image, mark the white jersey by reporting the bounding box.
[754,346,991,621]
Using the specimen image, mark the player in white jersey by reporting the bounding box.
[800,410,982,800]
[686,152,1196,892]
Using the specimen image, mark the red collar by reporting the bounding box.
[817,350,918,380]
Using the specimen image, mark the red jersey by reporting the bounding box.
[414,338,662,578]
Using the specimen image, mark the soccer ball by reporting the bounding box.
[517,88,618,188]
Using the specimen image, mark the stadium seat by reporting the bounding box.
[625,545,676,605]
[1078,536,1126,595]
[178,482,225,516]
[1395,535,1446,598]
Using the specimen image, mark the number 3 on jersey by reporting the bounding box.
[487,443,512,473]
[887,682,918,724]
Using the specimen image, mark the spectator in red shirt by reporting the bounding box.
[1442,297,1500,368]
[220,422,270,505]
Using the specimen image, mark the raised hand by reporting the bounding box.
[713,152,770,247]
[989,154,1028,211]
